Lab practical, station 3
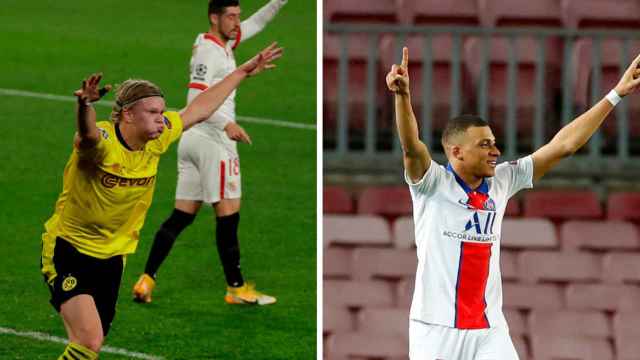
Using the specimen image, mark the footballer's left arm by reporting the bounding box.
[180,43,283,129]
[531,53,640,182]
[239,0,287,43]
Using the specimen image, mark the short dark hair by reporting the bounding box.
[441,114,489,145]
[208,0,239,16]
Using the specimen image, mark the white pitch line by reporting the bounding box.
[0,326,164,360]
[0,87,316,130]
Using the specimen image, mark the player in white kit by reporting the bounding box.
[386,47,640,359]
[133,0,287,305]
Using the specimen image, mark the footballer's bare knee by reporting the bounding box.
[213,198,241,216]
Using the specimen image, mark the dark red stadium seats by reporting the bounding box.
[464,36,562,139]
[602,252,640,284]
[560,220,639,251]
[503,309,526,336]
[357,186,412,219]
[608,192,640,222]
[324,186,354,214]
[478,0,562,28]
[352,248,416,280]
[323,215,392,247]
[380,34,474,132]
[392,216,415,249]
[323,33,387,135]
[613,312,640,360]
[501,218,558,249]
[325,0,401,24]
[504,197,521,217]
[572,38,640,140]
[530,335,614,360]
[500,250,519,281]
[331,332,407,359]
[324,306,353,334]
[399,0,479,25]
[566,284,640,311]
[518,251,602,283]
[562,0,640,29]
[522,190,603,220]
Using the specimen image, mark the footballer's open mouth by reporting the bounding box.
[487,160,497,168]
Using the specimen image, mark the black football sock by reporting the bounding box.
[144,208,196,278]
[216,212,244,287]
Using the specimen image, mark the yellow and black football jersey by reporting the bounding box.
[41,111,183,281]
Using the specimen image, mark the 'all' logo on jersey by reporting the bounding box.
[464,212,497,235]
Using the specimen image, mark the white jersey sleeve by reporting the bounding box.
[404,160,445,197]
[239,0,287,44]
[493,155,534,198]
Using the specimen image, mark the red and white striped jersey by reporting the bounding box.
[407,156,533,329]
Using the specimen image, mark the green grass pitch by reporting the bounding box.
[0,0,316,359]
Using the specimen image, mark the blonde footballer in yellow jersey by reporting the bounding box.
[40,43,283,360]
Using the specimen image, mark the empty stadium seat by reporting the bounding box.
[522,190,603,220]
[392,216,415,249]
[357,308,408,337]
[323,214,392,247]
[566,284,640,311]
[323,33,387,137]
[613,312,640,360]
[560,220,639,251]
[396,276,415,307]
[518,251,602,283]
[325,0,401,24]
[503,309,526,336]
[501,218,558,249]
[331,331,407,359]
[464,36,562,141]
[324,247,353,279]
[379,34,475,134]
[324,306,353,334]
[478,0,562,27]
[607,192,640,222]
[530,335,613,360]
[602,252,640,283]
[500,250,519,281]
[357,186,412,219]
[511,335,529,360]
[399,0,479,25]
[571,38,640,141]
[562,0,640,29]
[503,283,564,310]
[528,310,611,338]
[324,280,394,308]
[324,186,354,214]
[504,197,521,217]
[352,248,416,280]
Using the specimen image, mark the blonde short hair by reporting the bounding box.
[110,79,164,122]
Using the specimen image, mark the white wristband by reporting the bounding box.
[605,89,622,106]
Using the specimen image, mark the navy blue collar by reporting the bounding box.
[446,163,489,194]
[115,123,134,151]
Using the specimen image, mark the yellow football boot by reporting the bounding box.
[224,282,276,305]
[132,273,156,303]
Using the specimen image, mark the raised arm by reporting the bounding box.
[386,47,431,182]
[240,0,287,42]
[73,73,111,149]
[531,53,640,181]
[179,42,283,130]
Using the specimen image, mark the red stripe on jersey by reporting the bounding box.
[188,82,208,91]
[204,33,226,48]
[219,161,226,200]
[455,242,492,329]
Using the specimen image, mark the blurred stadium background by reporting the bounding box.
[0,0,316,359]
[323,0,640,359]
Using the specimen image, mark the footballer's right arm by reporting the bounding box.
[73,73,111,149]
[386,47,431,183]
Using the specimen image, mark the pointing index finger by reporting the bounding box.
[401,47,409,68]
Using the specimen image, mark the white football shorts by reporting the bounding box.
[409,320,519,360]
[175,130,241,204]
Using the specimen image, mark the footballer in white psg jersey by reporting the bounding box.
[386,47,640,359]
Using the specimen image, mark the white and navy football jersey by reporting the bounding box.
[407,156,533,329]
